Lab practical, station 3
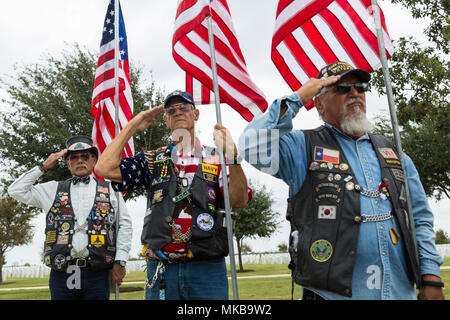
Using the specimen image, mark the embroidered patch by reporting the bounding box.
[201,163,218,175]
[206,187,217,201]
[310,239,333,262]
[378,147,398,159]
[318,205,337,220]
[196,213,215,232]
[313,146,340,164]
[91,234,105,245]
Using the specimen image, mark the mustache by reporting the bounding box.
[74,164,88,170]
[343,97,366,111]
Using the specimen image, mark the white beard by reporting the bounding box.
[340,98,374,136]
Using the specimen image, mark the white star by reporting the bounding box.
[109,29,113,35]
[106,18,111,24]
[109,10,115,16]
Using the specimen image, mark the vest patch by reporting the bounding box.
[201,163,218,175]
[314,146,340,164]
[310,239,333,262]
[378,147,398,159]
[318,205,337,219]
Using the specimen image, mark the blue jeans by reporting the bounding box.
[49,267,110,300]
[145,257,228,300]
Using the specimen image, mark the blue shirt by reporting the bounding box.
[238,92,443,300]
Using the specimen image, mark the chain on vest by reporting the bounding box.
[140,145,232,261]
[43,179,117,271]
[287,126,420,297]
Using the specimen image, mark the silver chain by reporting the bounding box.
[145,261,165,289]
[361,212,392,222]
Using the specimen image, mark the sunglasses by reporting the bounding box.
[334,82,369,94]
[69,152,91,161]
[165,103,194,116]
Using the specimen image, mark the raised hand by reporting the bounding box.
[41,149,68,171]
[131,105,165,132]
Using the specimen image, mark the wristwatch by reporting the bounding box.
[115,260,126,267]
[38,162,47,172]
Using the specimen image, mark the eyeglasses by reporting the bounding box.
[69,152,91,161]
[164,103,194,116]
[334,82,369,94]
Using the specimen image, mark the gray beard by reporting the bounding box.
[340,98,374,136]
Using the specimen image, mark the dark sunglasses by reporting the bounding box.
[334,82,369,94]
[165,103,194,116]
[69,152,91,161]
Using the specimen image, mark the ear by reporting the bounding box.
[314,96,324,118]
[193,109,200,121]
[163,113,169,127]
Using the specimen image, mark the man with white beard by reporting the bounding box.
[238,61,444,300]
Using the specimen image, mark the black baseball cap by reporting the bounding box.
[317,61,371,82]
[164,90,195,108]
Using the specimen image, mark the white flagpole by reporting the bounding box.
[207,15,239,300]
[371,0,420,286]
[113,0,120,301]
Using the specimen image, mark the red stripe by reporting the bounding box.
[272,0,334,51]
[201,83,211,104]
[186,73,193,95]
[319,8,371,71]
[283,33,319,81]
[301,20,338,65]
[271,49,302,90]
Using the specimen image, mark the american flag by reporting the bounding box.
[173,0,268,122]
[91,0,134,162]
[271,0,394,109]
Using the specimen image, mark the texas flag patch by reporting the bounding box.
[314,146,340,164]
[318,205,337,219]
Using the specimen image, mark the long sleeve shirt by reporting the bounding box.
[8,166,132,262]
[238,92,443,300]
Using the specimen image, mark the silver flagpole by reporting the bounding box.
[113,0,120,300]
[371,0,420,283]
[207,15,239,300]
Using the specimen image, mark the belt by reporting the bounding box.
[69,258,89,268]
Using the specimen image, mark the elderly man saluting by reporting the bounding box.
[95,90,251,300]
[238,61,444,300]
[8,135,132,300]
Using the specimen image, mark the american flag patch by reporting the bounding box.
[378,147,398,159]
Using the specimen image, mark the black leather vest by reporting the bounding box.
[43,178,117,271]
[141,146,229,260]
[287,126,420,297]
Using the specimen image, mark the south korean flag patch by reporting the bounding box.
[318,205,337,220]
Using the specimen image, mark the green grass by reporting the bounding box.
[0,263,448,300]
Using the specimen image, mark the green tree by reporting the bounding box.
[0,43,170,200]
[435,229,450,244]
[233,184,279,272]
[371,1,449,200]
[0,195,38,283]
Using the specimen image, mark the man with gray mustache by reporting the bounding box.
[8,135,132,299]
[238,61,444,300]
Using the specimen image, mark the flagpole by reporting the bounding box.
[207,15,239,300]
[113,0,120,301]
[371,0,420,285]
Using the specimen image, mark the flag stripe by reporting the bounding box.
[271,0,394,97]
[91,0,134,179]
[173,0,267,122]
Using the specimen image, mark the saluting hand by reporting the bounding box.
[131,105,165,132]
[41,149,68,171]
[295,75,341,104]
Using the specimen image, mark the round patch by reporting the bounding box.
[196,212,214,232]
[339,163,349,171]
[310,239,333,262]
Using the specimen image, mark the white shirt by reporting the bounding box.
[8,166,132,262]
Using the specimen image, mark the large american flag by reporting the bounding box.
[173,0,268,122]
[271,0,394,109]
[91,0,134,161]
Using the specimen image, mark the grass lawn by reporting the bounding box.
[0,262,449,300]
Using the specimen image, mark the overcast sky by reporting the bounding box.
[1,1,448,265]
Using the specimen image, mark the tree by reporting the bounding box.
[371,1,449,200]
[0,43,170,200]
[0,195,38,283]
[233,184,279,272]
[435,229,450,245]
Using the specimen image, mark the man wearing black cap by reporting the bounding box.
[8,135,132,300]
[95,90,251,300]
[238,61,444,300]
